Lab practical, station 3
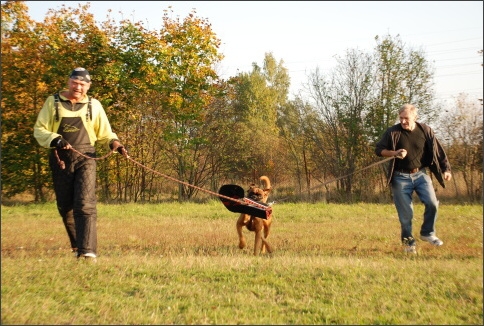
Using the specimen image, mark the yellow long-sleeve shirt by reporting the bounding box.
[33,91,119,149]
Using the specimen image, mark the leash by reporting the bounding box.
[124,155,269,209]
[56,147,395,207]
[55,147,269,210]
[273,156,396,203]
[54,148,114,169]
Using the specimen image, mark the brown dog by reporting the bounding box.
[236,176,273,256]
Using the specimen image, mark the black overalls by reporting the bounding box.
[49,96,98,256]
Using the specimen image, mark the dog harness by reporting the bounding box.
[218,184,272,219]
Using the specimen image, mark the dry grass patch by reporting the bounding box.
[1,201,482,324]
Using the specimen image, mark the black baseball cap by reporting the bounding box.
[69,67,91,82]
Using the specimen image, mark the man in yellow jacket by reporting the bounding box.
[34,67,128,262]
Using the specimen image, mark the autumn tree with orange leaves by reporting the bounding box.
[1,1,223,201]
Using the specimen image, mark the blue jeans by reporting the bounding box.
[391,170,439,246]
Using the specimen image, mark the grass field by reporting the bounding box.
[1,201,482,324]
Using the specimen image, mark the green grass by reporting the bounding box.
[1,201,482,324]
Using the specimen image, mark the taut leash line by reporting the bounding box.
[274,156,395,203]
[63,148,267,210]
[62,147,395,208]
[312,156,394,190]
[125,155,265,209]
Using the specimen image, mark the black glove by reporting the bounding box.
[50,137,70,149]
[116,146,126,155]
[110,139,128,157]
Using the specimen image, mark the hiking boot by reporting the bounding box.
[420,235,443,246]
[404,245,417,254]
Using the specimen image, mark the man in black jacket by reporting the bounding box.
[375,104,452,254]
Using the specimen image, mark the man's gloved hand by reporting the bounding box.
[110,140,129,157]
[116,145,128,157]
[50,137,70,149]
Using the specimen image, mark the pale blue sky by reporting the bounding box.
[25,1,483,104]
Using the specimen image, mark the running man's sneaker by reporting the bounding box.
[420,235,443,246]
[404,245,417,254]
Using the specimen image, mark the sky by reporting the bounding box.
[24,1,483,104]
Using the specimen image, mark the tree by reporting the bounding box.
[438,94,483,201]
[277,96,315,199]
[305,49,374,200]
[230,52,290,182]
[1,0,52,201]
[365,34,435,143]
[1,2,224,202]
[152,9,223,200]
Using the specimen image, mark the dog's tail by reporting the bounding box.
[260,176,271,191]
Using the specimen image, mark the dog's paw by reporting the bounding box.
[264,244,273,254]
[239,238,246,249]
